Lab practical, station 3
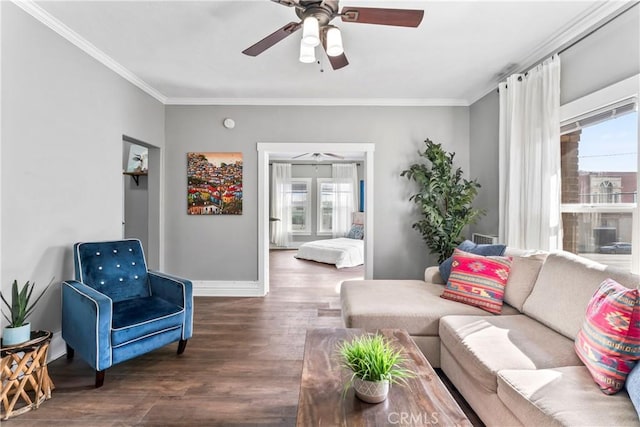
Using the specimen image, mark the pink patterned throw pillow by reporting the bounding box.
[575,278,640,394]
[441,248,512,314]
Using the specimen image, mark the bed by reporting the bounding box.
[294,213,365,269]
[294,237,364,269]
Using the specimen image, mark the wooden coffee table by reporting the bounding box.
[297,328,472,426]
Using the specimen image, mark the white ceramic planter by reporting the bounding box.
[353,377,389,403]
[2,323,31,346]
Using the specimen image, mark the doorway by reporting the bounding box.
[122,135,162,270]
[257,142,375,295]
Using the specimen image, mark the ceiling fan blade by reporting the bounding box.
[320,29,349,70]
[341,7,424,27]
[292,153,311,159]
[327,53,349,70]
[323,153,344,159]
[242,22,302,57]
[270,0,297,7]
[326,51,349,70]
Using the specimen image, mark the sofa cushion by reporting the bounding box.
[441,249,512,314]
[111,296,184,347]
[438,240,506,283]
[575,278,640,394]
[498,366,640,427]
[439,315,581,393]
[626,362,640,416]
[340,280,518,336]
[502,251,547,312]
[522,251,640,340]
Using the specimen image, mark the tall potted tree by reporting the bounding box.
[1,279,51,346]
[401,139,485,263]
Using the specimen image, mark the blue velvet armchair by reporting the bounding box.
[62,239,193,387]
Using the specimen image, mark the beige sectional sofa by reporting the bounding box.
[340,249,640,426]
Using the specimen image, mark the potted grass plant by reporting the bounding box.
[337,333,414,403]
[1,279,51,346]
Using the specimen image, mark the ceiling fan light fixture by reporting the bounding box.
[302,16,320,47]
[325,26,344,57]
[299,40,316,63]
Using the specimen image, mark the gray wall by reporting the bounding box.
[560,5,640,105]
[469,89,500,237]
[469,6,640,237]
[165,105,469,281]
[1,3,164,335]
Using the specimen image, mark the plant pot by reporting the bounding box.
[2,323,31,346]
[353,377,389,403]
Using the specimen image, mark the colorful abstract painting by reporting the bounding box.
[187,152,243,215]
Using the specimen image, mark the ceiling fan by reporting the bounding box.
[292,152,344,160]
[242,0,424,70]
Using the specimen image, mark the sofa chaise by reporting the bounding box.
[340,248,640,426]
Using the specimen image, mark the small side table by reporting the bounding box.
[1,330,55,420]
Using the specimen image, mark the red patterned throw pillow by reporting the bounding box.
[441,248,512,314]
[575,278,640,394]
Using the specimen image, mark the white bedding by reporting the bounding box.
[295,238,364,269]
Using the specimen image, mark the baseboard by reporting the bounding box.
[49,330,66,362]
[193,280,265,297]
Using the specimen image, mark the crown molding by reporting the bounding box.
[467,0,639,105]
[12,0,167,104]
[11,0,468,108]
[164,97,470,107]
[16,0,628,108]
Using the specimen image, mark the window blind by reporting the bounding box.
[561,97,638,135]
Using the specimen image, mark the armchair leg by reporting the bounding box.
[66,344,75,360]
[95,370,106,388]
[177,339,188,355]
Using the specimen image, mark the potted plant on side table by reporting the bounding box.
[1,279,51,346]
[338,333,414,403]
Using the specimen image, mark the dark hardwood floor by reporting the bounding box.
[7,250,480,426]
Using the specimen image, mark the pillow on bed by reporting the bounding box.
[346,224,364,239]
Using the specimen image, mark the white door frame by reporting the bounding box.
[257,142,375,295]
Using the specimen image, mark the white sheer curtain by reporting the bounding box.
[498,55,562,250]
[270,163,292,247]
[331,163,358,238]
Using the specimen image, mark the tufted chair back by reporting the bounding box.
[74,239,150,302]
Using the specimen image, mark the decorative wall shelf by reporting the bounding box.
[123,171,147,186]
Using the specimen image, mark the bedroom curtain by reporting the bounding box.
[271,163,292,247]
[498,54,562,250]
[331,163,358,238]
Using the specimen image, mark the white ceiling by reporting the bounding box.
[25,0,626,105]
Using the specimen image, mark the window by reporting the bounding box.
[316,178,356,235]
[289,178,312,235]
[560,81,638,273]
[317,178,335,234]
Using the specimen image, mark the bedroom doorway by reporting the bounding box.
[258,143,375,295]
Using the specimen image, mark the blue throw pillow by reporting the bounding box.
[346,224,364,240]
[438,240,506,283]
[626,362,640,416]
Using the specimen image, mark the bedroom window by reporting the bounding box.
[290,178,312,235]
[317,178,335,235]
[560,88,638,273]
[317,177,357,235]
